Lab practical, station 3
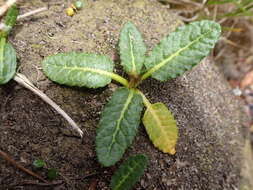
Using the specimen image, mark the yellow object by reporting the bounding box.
[66,7,74,16]
[142,102,178,155]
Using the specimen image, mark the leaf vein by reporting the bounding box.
[107,90,134,154]
[128,33,136,74]
[113,161,140,190]
[141,28,214,80]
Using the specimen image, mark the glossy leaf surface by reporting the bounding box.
[143,20,221,81]
[119,22,146,75]
[0,40,17,85]
[142,103,178,154]
[110,154,148,190]
[42,53,114,88]
[96,88,143,166]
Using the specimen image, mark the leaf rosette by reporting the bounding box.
[41,20,221,172]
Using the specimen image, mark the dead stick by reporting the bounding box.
[14,180,63,186]
[14,73,84,137]
[0,150,48,183]
[17,7,48,20]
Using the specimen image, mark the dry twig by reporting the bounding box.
[220,37,247,49]
[0,150,48,183]
[13,180,63,186]
[17,7,47,20]
[14,73,84,137]
[0,4,81,137]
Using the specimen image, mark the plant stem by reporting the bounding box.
[136,89,152,108]
[140,69,152,81]
[110,72,129,87]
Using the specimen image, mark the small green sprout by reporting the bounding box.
[33,159,46,169]
[47,168,58,180]
[32,159,58,181]
[74,1,83,10]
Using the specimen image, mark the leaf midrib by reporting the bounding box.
[107,89,134,155]
[145,104,165,137]
[141,28,214,80]
[46,63,113,77]
[113,160,139,190]
[128,33,136,74]
[44,63,129,87]
[144,105,170,145]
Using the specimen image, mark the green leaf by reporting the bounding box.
[42,53,115,88]
[142,103,178,155]
[47,168,58,180]
[142,20,221,81]
[4,4,18,28]
[0,39,17,85]
[33,159,46,168]
[96,88,143,167]
[110,154,148,190]
[119,22,146,75]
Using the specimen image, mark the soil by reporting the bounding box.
[0,0,252,190]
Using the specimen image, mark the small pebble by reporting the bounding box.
[232,87,242,96]
[66,7,74,16]
[74,1,83,10]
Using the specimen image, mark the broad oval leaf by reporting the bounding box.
[119,22,146,75]
[142,20,221,81]
[42,53,114,88]
[0,41,17,85]
[110,154,148,190]
[142,103,178,154]
[96,87,143,167]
